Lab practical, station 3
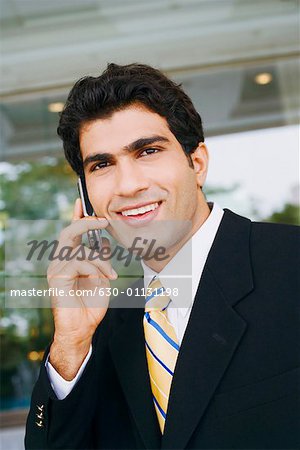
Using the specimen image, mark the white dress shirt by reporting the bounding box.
[46,203,224,399]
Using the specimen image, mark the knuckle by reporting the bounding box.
[59,227,69,241]
[47,262,57,278]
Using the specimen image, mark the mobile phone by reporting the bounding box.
[77,176,102,251]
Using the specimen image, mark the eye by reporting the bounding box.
[90,161,111,172]
[140,148,160,157]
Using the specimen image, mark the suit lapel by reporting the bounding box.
[109,280,161,450]
[109,210,254,449]
[161,270,247,448]
[162,209,254,449]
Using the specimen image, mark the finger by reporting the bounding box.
[56,217,109,254]
[48,236,115,278]
[50,261,109,308]
[49,259,98,282]
[60,260,103,279]
[89,236,111,255]
[83,238,117,279]
[62,240,116,279]
[72,198,83,221]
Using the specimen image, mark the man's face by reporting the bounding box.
[80,104,208,263]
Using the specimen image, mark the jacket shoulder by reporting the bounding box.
[251,220,299,253]
[248,220,299,283]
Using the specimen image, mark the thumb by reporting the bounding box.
[100,237,118,278]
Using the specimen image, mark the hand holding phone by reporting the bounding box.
[47,191,116,380]
[77,176,102,251]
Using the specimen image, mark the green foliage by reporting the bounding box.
[0,158,76,220]
[265,203,300,225]
[0,158,74,406]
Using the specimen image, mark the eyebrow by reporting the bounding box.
[82,135,170,168]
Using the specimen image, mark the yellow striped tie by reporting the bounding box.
[143,277,180,433]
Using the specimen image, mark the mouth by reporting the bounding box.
[116,201,162,226]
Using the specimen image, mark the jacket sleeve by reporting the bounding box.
[24,314,110,450]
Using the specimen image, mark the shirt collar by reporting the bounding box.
[141,202,224,317]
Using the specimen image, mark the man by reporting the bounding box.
[25,63,299,449]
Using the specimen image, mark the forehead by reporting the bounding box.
[79,105,174,157]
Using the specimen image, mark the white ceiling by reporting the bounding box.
[1,0,299,95]
[0,0,299,160]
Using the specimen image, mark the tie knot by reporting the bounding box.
[145,277,170,312]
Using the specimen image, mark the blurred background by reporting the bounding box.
[0,0,299,447]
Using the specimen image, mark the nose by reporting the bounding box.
[114,159,150,197]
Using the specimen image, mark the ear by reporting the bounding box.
[190,142,209,188]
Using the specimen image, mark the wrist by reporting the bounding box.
[49,337,92,381]
[52,334,92,355]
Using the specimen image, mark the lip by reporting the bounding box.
[116,200,161,213]
[116,201,162,227]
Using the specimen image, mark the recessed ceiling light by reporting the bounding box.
[254,72,273,85]
[48,102,64,113]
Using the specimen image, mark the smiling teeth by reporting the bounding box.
[121,202,159,216]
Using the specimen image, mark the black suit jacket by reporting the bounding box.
[25,209,300,449]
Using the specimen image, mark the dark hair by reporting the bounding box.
[57,63,205,175]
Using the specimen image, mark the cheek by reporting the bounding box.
[87,184,109,216]
[168,160,196,192]
[162,174,195,217]
[176,171,199,208]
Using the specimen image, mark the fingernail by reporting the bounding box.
[110,269,118,278]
